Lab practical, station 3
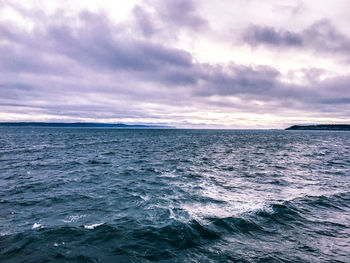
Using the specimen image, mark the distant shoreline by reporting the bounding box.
[1,122,349,130]
[0,122,172,128]
[286,124,350,131]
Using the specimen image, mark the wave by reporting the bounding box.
[0,220,219,262]
[2,190,350,263]
[62,215,86,223]
[181,200,274,222]
[87,160,111,165]
[4,193,95,207]
[84,223,104,229]
[32,223,43,229]
[286,191,350,212]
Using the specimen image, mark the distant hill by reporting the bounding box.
[286,124,350,130]
[0,122,172,128]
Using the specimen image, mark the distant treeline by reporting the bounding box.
[0,122,170,128]
[286,124,350,130]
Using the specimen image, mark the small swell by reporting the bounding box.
[206,216,266,235]
[32,223,43,229]
[292,191,350,211]
[102,151,116,156]
[84,223,104,229]
[87,160,111,165]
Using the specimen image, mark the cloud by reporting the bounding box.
[272,2,303,15]
[132,5,157,37]
[243,26,302,47]
[155,0,208,31]
[242,20,350,57]
[303,20,350,54]
[130,0,208,41]
[0,1,350,127]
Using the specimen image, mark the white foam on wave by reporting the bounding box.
[63,215,86,223]
[0,231,10,236]
[32,223,42,229]
[234,201,274,215]
[53,242,65,247]
[84,223,104,229]
[168,207,176,220]
[180,176,276,222]
[140,194,150,201]
[159,170,177,178]
[181,201,273,223]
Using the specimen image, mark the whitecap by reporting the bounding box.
[159,170,177,178]
[63,215,86,223]
[0,231,10,236]
[181,201,273,223]
[32,223,42,229]
[234,201,274,215]
[84,223,103,229]
[53,241,65,247]
[139,194,150,201]
[168,208,176,220]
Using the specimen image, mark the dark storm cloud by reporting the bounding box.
[48,24,193,71]
[243,26,302,47]
[0,3,349,124]
[243,20,350,55]
[0,10,192,75]
[47,12,192,71]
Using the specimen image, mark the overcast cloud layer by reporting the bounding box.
[1,0,350,128]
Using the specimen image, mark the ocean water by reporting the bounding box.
[1,128,350,262]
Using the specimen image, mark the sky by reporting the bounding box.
[1,0,350,128]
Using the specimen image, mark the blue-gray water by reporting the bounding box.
[1,128,350,262]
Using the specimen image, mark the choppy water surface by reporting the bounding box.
[1,128,350,262]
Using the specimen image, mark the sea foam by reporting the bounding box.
[84,223,104,229]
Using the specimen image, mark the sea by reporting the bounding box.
[1,128,350,262]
